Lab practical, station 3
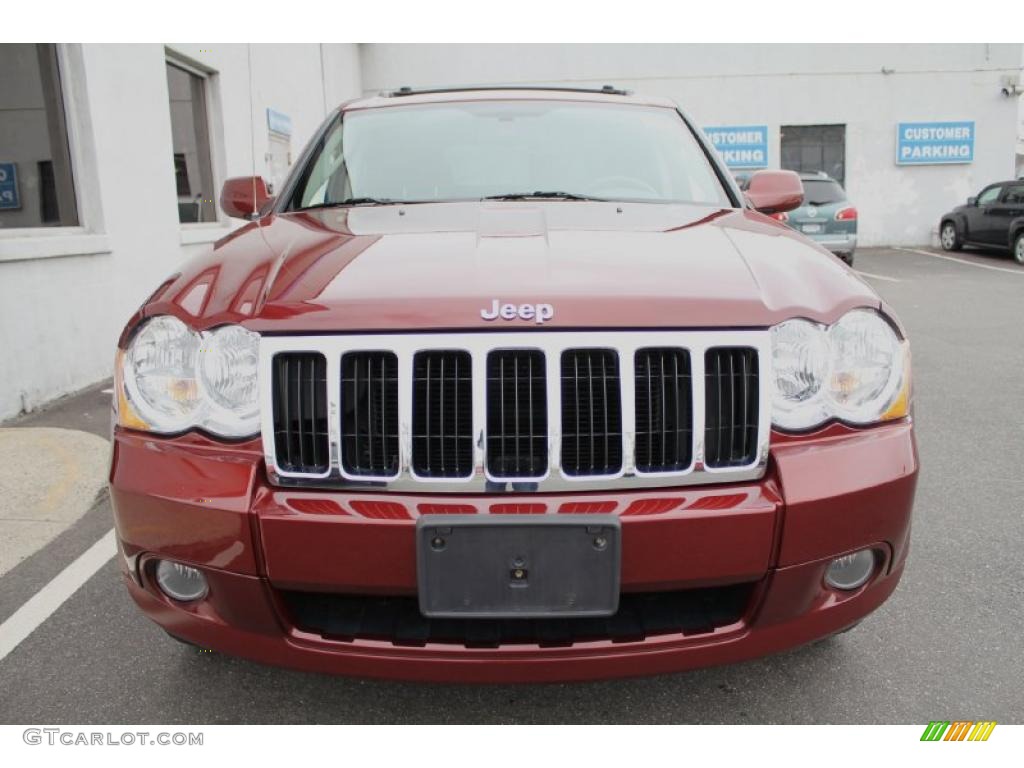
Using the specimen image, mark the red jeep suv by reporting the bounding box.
[110,86,917,683]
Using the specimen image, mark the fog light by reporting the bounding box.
[155,560,208,602]
[824,549,875,590]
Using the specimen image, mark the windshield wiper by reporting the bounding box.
[481,191,607,202]
[298,197,402,210]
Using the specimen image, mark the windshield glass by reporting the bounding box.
[802,178,846,205]
[289,101,731,208]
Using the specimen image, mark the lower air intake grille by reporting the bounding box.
[282,584,754,648]
[271,353,329,474]
[412,350,473,478]
[560,349,622,476]
[486,350,548,477]
[704,347,759,468]
[340,352,399,476]
[635,348,693,472]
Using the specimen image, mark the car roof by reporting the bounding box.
[342,85,679,112]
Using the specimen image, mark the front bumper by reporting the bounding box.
[110,421,917,683]
[806,232,857,256]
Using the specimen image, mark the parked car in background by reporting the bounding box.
[939,180,1024,264]
[739,172,857,265]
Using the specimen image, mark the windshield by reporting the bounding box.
[289,101,732,208]
[802,179,846,205]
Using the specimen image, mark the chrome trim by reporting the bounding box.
[259,331,772,493]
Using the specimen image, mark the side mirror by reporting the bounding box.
[967,196,978,206]
[745,170,804,215]
[220,176,273,220]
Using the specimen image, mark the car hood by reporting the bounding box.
[136,202,880,337]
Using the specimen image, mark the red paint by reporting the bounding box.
[220,176,272,220]
[744,170,805,215]
[490,503,548,515]
[111,90,917,681]
[120,548,906,683]
[110,418,916,680]
[558,501,619,515]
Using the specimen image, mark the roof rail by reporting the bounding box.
[385,84,633,98]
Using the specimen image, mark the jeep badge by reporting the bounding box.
[480,299,554,324]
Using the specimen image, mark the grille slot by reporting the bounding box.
[412,350,473,478]
[340,352,399,477]
[486,350,548,478]
[635,348,693,472]
[560,349,623,476]
[271,352,329,474]
[704,347,759,468]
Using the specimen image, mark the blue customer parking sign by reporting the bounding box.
[703,126,769,169]
[897,122,974,165]
[0,162,20,210]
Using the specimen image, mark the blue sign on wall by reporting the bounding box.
[703,125,769,169]
[896,121,974,165]
[266,108,293,137]
[0,162,20,210]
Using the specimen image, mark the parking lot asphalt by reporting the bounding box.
[1,246,1022,724]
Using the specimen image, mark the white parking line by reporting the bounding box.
[0,529,115,662]
[897,247,1024,275]
[855,270,901,283]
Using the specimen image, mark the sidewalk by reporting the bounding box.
[0,381,113,576]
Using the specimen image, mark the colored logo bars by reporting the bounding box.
[920,721,997,742]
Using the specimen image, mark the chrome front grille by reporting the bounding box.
[260,331,771,492]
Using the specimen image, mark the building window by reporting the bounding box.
[0,44,79,229]
[781,124,846,187]
[166,61,216,224]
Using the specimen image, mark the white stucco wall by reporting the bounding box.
[0,43,362,419]
[360,44,1022,247]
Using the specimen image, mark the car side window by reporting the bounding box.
[1003,185,1024,204]
[977,186,1002,206]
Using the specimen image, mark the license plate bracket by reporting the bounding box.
[416,515,621,619]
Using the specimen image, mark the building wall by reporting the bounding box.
[361,43,1022,246]
[0,43,361,419]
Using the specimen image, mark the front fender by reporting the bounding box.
[1007,216,1024,248]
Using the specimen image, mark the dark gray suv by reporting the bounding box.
[940,179,1024,264]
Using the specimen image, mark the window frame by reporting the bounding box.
[164,49,228,243]
[0,44,108,263]
[999,184,1024,204]
[976,185,1003,206]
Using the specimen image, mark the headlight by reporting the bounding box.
[122,316,201,433]
[198,325,260,435]
[827,309,905,424]
[770,319,829,431]
[771,309,909,431]
[118,317,260,438]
